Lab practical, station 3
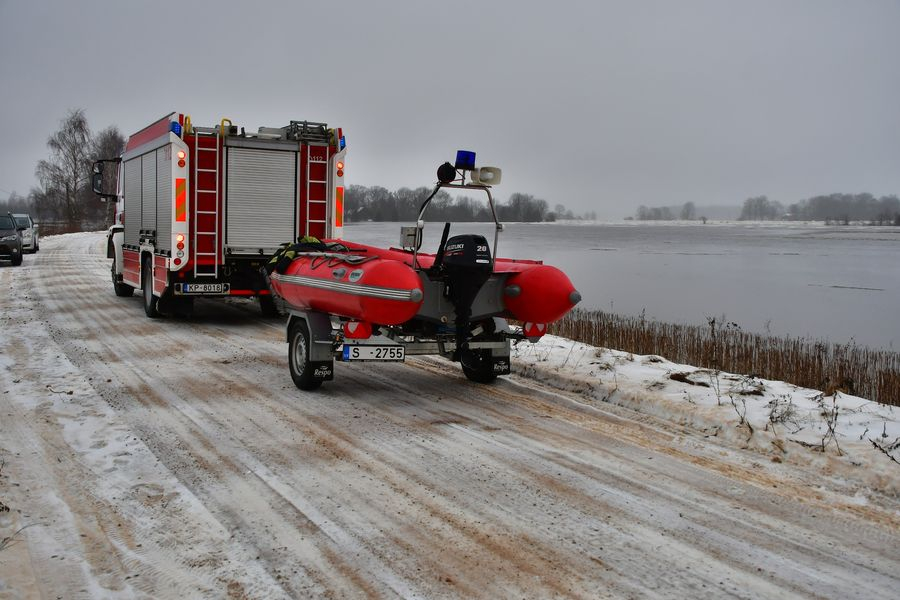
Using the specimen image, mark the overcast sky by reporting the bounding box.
[1,0,898,218]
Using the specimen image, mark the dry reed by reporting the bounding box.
[550,308,900,406]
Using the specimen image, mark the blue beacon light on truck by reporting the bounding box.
[170,122,182,136]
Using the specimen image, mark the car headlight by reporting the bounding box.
[0,234,18,242]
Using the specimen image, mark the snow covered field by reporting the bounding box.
[1,232,898,598]
[514,337,900,492]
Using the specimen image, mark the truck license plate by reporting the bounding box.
[343,345,405,361]
[182,283,226,294]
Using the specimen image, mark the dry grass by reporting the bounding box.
[550,309,900,406]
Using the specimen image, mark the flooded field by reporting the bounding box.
[343,221,900,349]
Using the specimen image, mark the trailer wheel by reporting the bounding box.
[112,262,134,297]
[460,349,498,384]
[288,319,321,390]
[142,257,160,318]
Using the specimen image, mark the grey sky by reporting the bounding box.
[1,0,898,219]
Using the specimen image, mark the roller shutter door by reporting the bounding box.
[156,147,172,251]
[123,158,142,246]
[226,147,296,250]
[141,154,156,233]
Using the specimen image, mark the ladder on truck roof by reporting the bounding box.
[305,147,329,238]
[192,128,220,277]
[287,120,331,239]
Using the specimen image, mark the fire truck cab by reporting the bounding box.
[93,113,347,317]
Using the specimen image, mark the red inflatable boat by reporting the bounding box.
[270,152,581,391]
[269,243,579,327]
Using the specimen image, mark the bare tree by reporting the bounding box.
[35,109,93,229]
[739,195,784,221]
[28,186,58,223]
[92,126,126,226]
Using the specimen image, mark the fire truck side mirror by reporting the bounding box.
[91,159,120,200]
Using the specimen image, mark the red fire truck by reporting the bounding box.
[92,113,347,317]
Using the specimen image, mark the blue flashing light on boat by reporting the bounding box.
[455,150,476,171]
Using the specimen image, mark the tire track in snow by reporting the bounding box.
[7,236,290,598]
[6,232,900,599]
[28,240,411,597]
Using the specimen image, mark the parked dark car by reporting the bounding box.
[0,213,24,266]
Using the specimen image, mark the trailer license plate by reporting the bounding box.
[343,345,405,361]
[182,283,225,294]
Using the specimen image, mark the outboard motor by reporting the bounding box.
[441,233,493,355]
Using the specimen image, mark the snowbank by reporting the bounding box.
[511,335,900,494]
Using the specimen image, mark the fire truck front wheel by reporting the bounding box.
[142,257,160,318]
[288,320,321,391]
[112,262,134,297]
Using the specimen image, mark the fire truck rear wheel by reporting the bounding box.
[112,262,134,297]
[460,349,498,384]
[288,319,321,391]
[142,257,160,319]
[259,294,280,317]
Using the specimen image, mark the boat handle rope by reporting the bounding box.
[300,252,377,270]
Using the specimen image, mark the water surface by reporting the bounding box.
[342,221,900,350]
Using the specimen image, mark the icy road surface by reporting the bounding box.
[1,232,899,599]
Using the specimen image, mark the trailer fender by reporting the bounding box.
[286,311,335,362]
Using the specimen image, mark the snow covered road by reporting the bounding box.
[1,232,899,599]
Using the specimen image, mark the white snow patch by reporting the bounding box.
[511,335,900,493]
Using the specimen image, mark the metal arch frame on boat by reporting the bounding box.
[412,181,503,271]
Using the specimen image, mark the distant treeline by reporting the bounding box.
[344,185,595,223]
[740,193,900,224]
[632,194,900,225]
[633,202,705,222]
